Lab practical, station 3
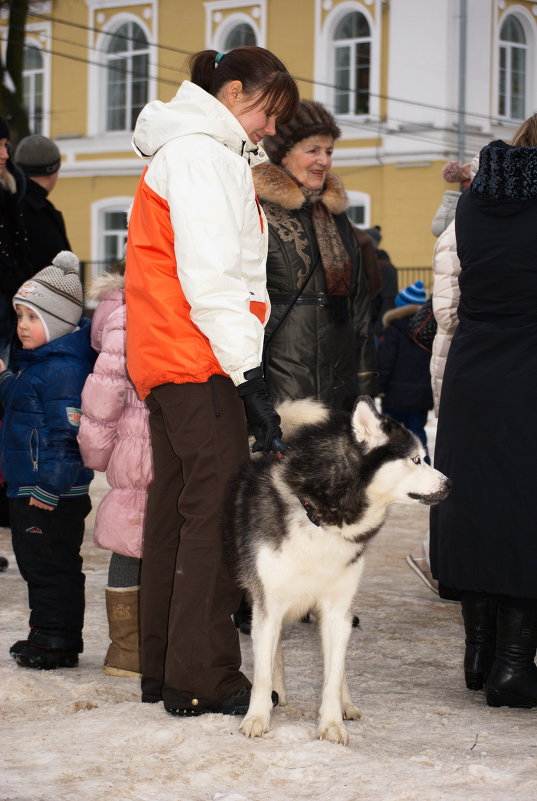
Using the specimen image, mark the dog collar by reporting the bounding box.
[272,442,321,527]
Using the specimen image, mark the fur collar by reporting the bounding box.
[87,271,125,301]
[253,162,349,214]
[472,140,537,200]
[382,303,421,329]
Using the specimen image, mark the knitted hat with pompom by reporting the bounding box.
[395,280,426,308]
[13,251,83,342]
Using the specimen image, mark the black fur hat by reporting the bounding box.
[263,100,341,165]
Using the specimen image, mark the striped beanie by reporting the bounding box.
[13,251,83,343]
[395,280,426,307]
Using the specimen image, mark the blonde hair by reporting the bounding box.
[511,113,537,147]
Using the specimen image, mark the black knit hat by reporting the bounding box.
[0,116,9,140]
[263,100,341,165]
[15,134,61,176]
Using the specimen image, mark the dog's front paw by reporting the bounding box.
[317,720,349,746]
[239,712,270,739]
[342,701,361,720]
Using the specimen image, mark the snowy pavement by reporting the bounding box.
[1,461,537,801]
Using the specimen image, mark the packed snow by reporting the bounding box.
[1,420,537,801]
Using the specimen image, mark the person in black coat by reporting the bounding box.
[377,280,433,462]
[14,135,71,272]
[430,113,537,709]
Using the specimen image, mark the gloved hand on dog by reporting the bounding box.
[237,367,282,453]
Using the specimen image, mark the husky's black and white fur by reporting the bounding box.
[226,396,451,745]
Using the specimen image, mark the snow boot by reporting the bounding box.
[103,587,141,677]
[486,597,537,708]
[12,628,82,670]
[461,593,498,690]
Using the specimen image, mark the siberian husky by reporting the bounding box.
[226,396,451,745]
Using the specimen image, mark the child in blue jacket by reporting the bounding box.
[0,251,96,669]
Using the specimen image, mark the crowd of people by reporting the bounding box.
[1,44,537,717]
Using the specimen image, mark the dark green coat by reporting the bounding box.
[254,163,378,411]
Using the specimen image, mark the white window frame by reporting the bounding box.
[346,190,370,228]
[90,196,132,289]
[204,1,267,49]
[314,1,381,129]
[87,10,157,138]
[494,6,535,123]
[22,37,47,136]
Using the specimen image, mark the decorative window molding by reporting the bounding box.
[204,1,266,49]
[22,25,51,137]
[90,196,132,285]
[314,0,381,132]
[495,6,535,122]
[346,189,370,227]
[86,6,157,138]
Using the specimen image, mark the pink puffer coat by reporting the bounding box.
[78,273,152,558]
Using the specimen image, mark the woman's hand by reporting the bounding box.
[29,497,54,511]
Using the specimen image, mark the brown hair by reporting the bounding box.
[511,113,537,147]
[189,47,298,124]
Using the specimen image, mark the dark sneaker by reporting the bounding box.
[14,645,79,670]
[10,639,30,658]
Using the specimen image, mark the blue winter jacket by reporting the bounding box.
[0,318,96,506]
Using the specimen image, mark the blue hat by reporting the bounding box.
[395,280,426,307]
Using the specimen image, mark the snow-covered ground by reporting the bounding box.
[1,422,537,801]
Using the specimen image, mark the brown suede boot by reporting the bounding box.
[104,587,141,678]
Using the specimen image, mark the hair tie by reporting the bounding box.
[215,52,225,67]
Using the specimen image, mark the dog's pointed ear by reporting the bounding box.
[351,396,387,452]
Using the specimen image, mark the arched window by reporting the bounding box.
[106,21,149,132]
[224,22,257,49]
[23,45,44,134]
[333,11,371,116]
[498,15,527,120]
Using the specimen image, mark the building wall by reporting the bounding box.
[3,0,537,284]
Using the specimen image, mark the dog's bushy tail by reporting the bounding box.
[276,398,329,440]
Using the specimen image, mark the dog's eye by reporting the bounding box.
[411,456,421,465]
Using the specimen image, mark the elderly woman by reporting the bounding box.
[253,100,377,411]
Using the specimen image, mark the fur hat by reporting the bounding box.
[0,116,9,140]
[13,251,83,342]
[395,280,426,308]
[263,100,341,165]
[442,160,472,186]
[15,134,61,176]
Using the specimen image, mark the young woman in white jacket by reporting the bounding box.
[125,47,298,718]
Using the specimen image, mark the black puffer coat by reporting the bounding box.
[431,139,537,599]
[254,163,378,411]
[377,304,433,410]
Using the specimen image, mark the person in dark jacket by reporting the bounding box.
[14,135,71,272]
[253,100,378,412]
[0,251,96,670]
[377,280,433,461]
[430,114,537,709]
[0,116,32,370]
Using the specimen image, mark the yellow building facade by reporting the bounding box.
[5,0,536,290]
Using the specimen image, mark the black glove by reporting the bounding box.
[237,367,282,453]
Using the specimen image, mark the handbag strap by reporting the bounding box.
[264,251,321,353]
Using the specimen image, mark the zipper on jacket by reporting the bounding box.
[29,428,39,471]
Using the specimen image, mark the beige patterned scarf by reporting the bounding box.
[301,186,351,298]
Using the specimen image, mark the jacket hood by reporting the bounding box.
[88,273,125,353]
[382,303,421,329]
[132,80,267,166]
[16,317,96,370]
[253,162,349,214]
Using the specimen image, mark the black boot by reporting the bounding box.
[486,597,537,708]
[461,592,497,691]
